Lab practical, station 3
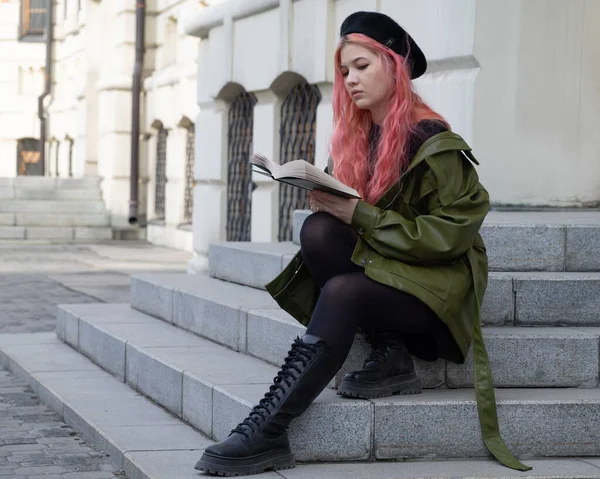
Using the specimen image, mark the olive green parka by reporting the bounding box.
[265,131,531,472]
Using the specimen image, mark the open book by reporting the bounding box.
[250,153,361,199]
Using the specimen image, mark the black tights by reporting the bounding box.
[300,212,440,362]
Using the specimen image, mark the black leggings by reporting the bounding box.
[300,212,442,362]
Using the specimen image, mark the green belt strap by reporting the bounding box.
[469,249,532,471]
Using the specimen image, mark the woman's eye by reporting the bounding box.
[341,71,349,77]
[357,64,368,70]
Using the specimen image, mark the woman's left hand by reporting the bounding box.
[308,190,359,225]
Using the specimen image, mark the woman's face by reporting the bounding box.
[339,43,394,120]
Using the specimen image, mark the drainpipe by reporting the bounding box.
[38,0,54,176]
[129,0,145,224]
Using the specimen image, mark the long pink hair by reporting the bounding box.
[330,33,448,204]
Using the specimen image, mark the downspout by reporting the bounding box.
[38,0,54,176]
[129,0,145,224]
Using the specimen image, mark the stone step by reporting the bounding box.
[0,186,102,200]
[128,274,600,388]
[1,176,102,189]
[0,214,111,228]
[55,303,600,461]
[206,245,600,326]
[291,210,600,271]
[0,200,106,214]
[15,212,111,227]
[14,188,102,200]
[1,334,596,479]
[0,226,112,241]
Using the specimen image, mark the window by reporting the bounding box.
[20,0,47,42]
[278,83,321,241]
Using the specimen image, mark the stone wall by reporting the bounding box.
[0,0,45,178]
[185,0,600,268]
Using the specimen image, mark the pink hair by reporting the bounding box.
[330,33,448,204]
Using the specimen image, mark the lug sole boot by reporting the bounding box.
[195,334,339,477]
[337,335,422,399]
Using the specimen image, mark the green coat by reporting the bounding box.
[265,131,530,472]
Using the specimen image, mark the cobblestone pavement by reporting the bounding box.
[0,241,193,477]
[0,369,126,478]
[0,242,192,333]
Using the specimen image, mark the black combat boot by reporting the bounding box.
[337,333,421,399]
[195,334,339,477]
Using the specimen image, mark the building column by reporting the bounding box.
[250,90,282,242]
[96,0,155,228]
[190,99,229,270]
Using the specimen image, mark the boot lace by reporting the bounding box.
[231,337,319,438]
[364,339,401,367]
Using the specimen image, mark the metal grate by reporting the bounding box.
[183,126,195,223]
[16,138,42,176]
[154,127,168,219]
[226,91,257,242]
[278,83,321,241]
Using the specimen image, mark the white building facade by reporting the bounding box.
[185,0,600,271]
[0,0,45,178]
[2,0,598,255]
[46,0,204,247]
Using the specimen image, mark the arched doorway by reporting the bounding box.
[16,138,42,176]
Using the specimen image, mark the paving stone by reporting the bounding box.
[0,200,105,214]
[96,424,211,468]
[245,308,305,365]
[278,458,600,478]
[209,241,298,289]
[218,384,372,462]
[78,321,126,380]
[168,275,278,351]
[25,227,74,240]
[129,275,174,322]
[481,274,514,325]
[515,273,600,325]
[74,227,113,241]
[567,225,600,271]
[373,388,600,459]
[0,367,124,478]
[181,372,213,435]
[447,327,599,388]
[126,345,183,417]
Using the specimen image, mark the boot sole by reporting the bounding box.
[195,449,295,477]
[337,374,422,399]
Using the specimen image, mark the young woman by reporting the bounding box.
[196,11,530,477]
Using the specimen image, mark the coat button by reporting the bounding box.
[360,259,366,266]
[358,228,364,235]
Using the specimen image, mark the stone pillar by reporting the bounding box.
[96,0,155,227]
[0,0,44,178]
[191,99,229,266]
[251,90,281,242]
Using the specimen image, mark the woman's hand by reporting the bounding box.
[308,190,359,225]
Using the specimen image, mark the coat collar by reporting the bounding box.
[375,131,476,209]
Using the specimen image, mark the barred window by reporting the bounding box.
[20,0,47,42]
[154,127,168,220]
[183,125,195,223]
[226,91,257,242]
[278,83,321,241]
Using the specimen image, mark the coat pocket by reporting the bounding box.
[385,259,459,302]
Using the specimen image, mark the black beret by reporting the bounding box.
[340,11,427,79]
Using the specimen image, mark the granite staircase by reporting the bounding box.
[0,176,112,241]
[2,210,600,478]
